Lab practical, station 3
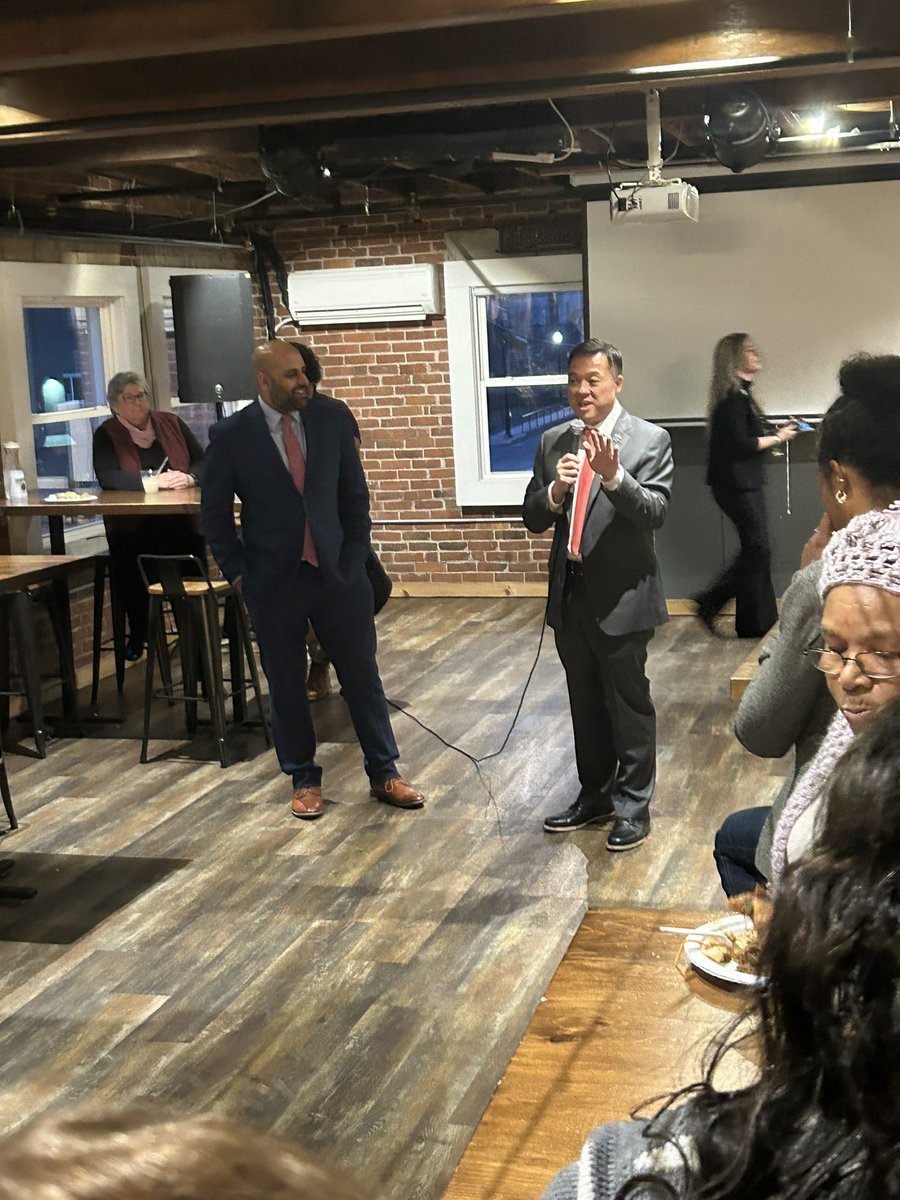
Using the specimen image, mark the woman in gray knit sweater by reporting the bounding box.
[542,699,900,1200]
[713,353,900,895]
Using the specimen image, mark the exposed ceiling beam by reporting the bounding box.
[2,0,878,125]
[1,0,897,228]
[0,198,249,243]
[0,0,750,71]
[2,57,900,160]
[0,131,257,169]
[53,179,267,204]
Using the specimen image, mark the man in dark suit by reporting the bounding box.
[201,339,424,820]
[523,339,673,850]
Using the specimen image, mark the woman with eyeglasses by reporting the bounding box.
[714,354,900,896]
[692,333,797,638]
[93,372,206,660]
[767,502,900,878]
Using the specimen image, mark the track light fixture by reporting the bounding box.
[704,84,778,173]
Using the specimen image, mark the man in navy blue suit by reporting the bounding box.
[201,339,424,820]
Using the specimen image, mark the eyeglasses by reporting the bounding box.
[119,389,149,403]
[803,647,900,680]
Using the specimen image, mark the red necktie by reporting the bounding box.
[568,454,593,558]
[281,414,318,567]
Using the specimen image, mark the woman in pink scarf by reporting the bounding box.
[93,372,205,660]
[770,501,900,879]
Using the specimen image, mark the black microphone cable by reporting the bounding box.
[385,595,552,828]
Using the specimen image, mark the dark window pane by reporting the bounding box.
[23,307,106,414]
[487,384,570,473]
[33,416,107,489]
[484,290,583,378]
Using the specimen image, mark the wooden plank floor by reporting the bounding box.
[0,600,785,1199]
[443,907,756,1200]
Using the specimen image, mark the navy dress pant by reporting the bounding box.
[245,564,399,788]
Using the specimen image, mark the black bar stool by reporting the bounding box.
[0,727,37,901]
[0,583,80,757]
[90,551,174,717]
[90,552,127,713]
[137,555,271,768]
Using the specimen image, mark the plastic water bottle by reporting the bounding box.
[2,442,27,504]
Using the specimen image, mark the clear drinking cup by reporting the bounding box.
[141,470,160,494]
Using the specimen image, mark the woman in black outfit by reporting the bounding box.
[93,372,206,660]
[693,333,797,638]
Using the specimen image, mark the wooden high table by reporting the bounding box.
[0,488,204,554]
[445,906,757,1200]
[0,555,85,753]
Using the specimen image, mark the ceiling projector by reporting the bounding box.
[610,179,699,224]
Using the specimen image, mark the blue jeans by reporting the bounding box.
[713,806,771,897]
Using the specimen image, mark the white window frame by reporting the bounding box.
[0,262,143,550]
[445,253,582,506]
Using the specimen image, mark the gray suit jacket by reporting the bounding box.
[523,409,674,635]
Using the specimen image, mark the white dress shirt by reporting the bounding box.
[259,396,307,468]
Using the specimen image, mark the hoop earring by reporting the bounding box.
[835,489,848,505]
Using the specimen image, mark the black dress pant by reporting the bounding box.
[697,486,777,638]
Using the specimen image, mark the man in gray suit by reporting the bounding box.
[523,339,673,849]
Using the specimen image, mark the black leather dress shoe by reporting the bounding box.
[544,797,616,833]
[691,596,720,635]
[605,816,650,851]
[124,638,145,662]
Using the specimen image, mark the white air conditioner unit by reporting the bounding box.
[287,263,443,326]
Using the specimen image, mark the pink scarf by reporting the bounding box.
[770,710,855,882]
[103,411,190,476]
[115,411,156,450]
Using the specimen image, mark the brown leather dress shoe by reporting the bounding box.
[291,785,324,820]
[369,777,425,809]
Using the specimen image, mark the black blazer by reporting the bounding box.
[201,396,371,596]
[706,384,765,492]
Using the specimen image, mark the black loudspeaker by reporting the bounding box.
[169,272,257,404]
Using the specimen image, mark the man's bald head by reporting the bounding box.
[253,339,313,413]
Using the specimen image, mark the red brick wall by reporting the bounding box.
[268,199,583,590]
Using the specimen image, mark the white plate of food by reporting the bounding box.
[683,914,763,987]
[45,491,98,502]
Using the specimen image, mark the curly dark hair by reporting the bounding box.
[289,340,323,389]
[630,697,900,1200]
[818,354,900,492]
